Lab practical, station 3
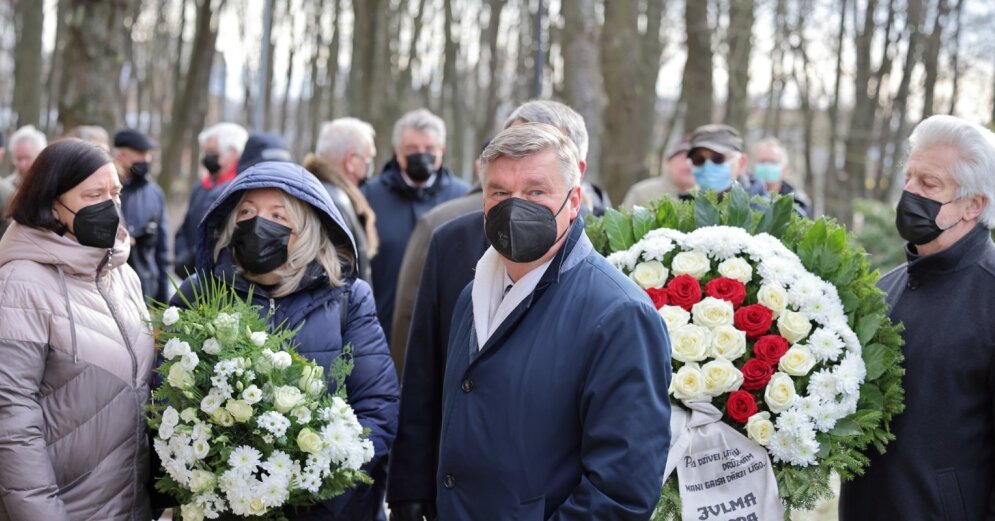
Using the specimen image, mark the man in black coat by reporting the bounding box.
[840,115,995,520]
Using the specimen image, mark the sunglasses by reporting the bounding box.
[690,151,727,167]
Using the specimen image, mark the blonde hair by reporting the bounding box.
[213,190,347,296]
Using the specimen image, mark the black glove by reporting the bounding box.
[389,500,438,521]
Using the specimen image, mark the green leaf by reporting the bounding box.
[726,184,752,229]
[603,208,636,252]
[655,199,680,229]
[830,417,863,437]
[816,433,831,459]
[856,312,885,345]
[694,196,720,227]
[765,195,795,237]
[859,383,885,409]
[862,342,892,380]
[631,206,655,242]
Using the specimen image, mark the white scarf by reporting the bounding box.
[471,246,553,351]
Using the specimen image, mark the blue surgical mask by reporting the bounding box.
[754,163,783,182]
[692,160,733,192]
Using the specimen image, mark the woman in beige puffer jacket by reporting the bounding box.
[0,139,154,521]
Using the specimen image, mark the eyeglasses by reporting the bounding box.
[689,151,727,167]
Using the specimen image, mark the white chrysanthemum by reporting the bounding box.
[259,476,289,508]
[835,354,867,396]
[769,428,819,467]
[795,396,822,418]
[643,228,688,248]
[749,233,800,262]
[685,226,752,259]
[194,492,226,519]
[639,235,676,262]
[162,306,181,326]
[807,328,845,362]
[262,451,294,479]
[163,338,192,360]
[257,411,292,437]
[229,446,262,472]
[606,248,641,272]
[807,370,841,402]
[757,257,800,287]
[812,403,842,431]
[775,409,814,436]
[209,376,233,400]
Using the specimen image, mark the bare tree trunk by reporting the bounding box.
[279,14,297,137]
[790,1,817,206]
[324,0,340,120]
[921,0,951,118]
[160,0,224,198]
[947,0,965,114]
[477,0,508,140]
[823,0,848,218]
[683,0,713,131]
[562,0,602,174]
[58,0,139,131]
[656,90,685,178]
[43,0,68,133]
[348,0,385,119]
[440,0,465,174]
[762,0,787,137]
[12,0,44,128]
[399,0,428,109]
[725,0,754,133]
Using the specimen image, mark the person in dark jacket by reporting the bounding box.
[114,128,172,303]
[434,123,671,519]
[387,100,598,520]
[173,161,400,521]
[361,109,469,343]
[752,137,812,217]
[686,123,766,199]
[236,131,294,174]
[839,115,995,520]
[174,122,248,278]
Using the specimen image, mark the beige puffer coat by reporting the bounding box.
[0,222,154,521]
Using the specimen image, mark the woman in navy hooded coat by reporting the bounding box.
[172,161,400,520]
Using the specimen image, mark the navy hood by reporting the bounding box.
[195,161,357,275]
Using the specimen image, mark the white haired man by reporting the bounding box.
[840,115,995,519]
[752,137,811,217]
[360,108,469,343]
[7,124,47,188]
[304,117,380,286]
[432,123,671,519]
[174,122,249,277]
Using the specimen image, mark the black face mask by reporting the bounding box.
[202,154,222,175]
[230,216,293,274]
[59,199,121,249]
[485,192,572,263]
[129,161,150,179]
[896,190,959,245]
[404,153,436,182]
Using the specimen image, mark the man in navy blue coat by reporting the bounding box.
[360,109,469,343]
[434,123,671,520]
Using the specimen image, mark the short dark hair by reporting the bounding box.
[7,139,113,231]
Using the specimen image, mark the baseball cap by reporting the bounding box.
[688,124,743,155]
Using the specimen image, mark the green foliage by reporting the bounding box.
[589,192,906,516]
[851,199,906,273]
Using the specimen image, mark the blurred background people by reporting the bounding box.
[7,124,47,188]
[622,136,694,208]
[753,137,812,217]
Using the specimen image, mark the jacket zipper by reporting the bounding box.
[94,249,142,519]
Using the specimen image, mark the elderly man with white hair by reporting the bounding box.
[840,115,995,520]
[304,117,380,286]
[174,122,249,277]
[7,124,47,188]
[361,108,469,343]
[429,122,671,520]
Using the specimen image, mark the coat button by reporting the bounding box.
[443,473,456,489]
[461,378,474,393]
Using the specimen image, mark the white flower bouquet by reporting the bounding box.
[148,282,373,521]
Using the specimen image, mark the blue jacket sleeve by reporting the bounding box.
[321,279,400,519]
[549,300,673,520]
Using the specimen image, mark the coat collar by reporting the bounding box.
[0,221,131,279]
[379,158,454,201]
[905,224,993,277]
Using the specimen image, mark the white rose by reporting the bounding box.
[671,251,710,279]
[179,352,200,372]
[630,260,669,289]
[163,338,191,360]
[250,331,268,347]
[202,338,222,355]
[180,503,206,521]
[701,358,744,396]
[670,324,711,363]
[210,408,235,427]
[166,364,194,389]
[242,385,263,404]
[188,469,216,493]
[180,408,199,424]
[658,305,691,332]
[708,325,746,360]
[757,283,788,317]
[225,400,254,423]
[273,386,305,413]
[670,363,707,401]
[779,346,817,376]
[297,428,324,454]
[298,366,325,396]
[247,497,267,516]
[200,392,223,414]
[746,412,775,446]
[291,406,312,424]
[764,372,797,413]
[717,257,753,283]
[162,406,180,428]
[778,310,813,343]
[691,297,734,329]
[162,306,181,326]
[270,351,292,370]
[158,421,175,440]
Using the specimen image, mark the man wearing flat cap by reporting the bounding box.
[687,124,765,198]
[114,128,172,303]
[622,136,695,208]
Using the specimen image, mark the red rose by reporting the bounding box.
[705,277,748,308]
[645,288,669,309]
[740,359,775,391]
[734,304,774,338]
[727,390,758,424]
[666,274,702,311]
[753,335,790,365]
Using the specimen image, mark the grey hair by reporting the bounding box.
[9,125,47,152]
[908,115,995,228]
[754,137,788,165]
[316,117,376,163]
[391,109,446,150]
[480,122,582,190]
[503,100,589,160]
[198,122,249,155]
[214,190,346,297]
[64,126,110,150]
